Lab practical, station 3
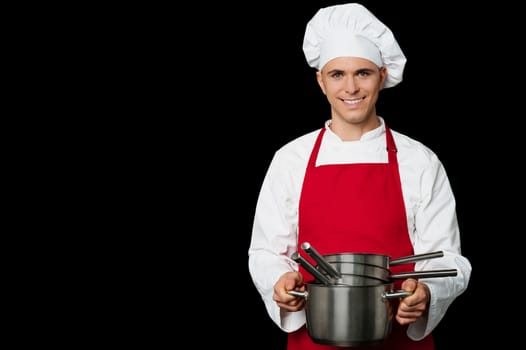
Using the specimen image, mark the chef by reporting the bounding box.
[248,2,472,349]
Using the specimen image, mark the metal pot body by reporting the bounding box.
[319,262,391,280]
[302,282,398,347]
[323,253,390,267]
[329,274,387,286]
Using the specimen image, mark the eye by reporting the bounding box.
[357,70,370,77]
[330,71,343,78]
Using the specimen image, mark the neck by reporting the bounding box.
[329,116,381,141]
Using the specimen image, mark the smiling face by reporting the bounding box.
[316,56,387,140]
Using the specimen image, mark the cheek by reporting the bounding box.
[317,79,327,94]
[321,81,342,95]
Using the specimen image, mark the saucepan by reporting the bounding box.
[293,248,457,285]
[301,242,444,275]
[319,262,457,285]
[321,250,445,269]
[297,242,454,285]
[287,268,457,346]
[288,281,411,346]
[289,244,458,345]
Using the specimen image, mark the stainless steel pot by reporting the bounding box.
[288,282,410,347]
[321,270,458,286]
[322,250,445,269]
[294,249,457,286]
[320,262,457,285]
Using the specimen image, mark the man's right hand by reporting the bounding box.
[272,271,306,312]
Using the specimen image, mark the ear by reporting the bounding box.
[379,66,387,88]
[316,71,326,95]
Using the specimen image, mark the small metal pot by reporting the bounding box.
[288,282,410,347]
[322,251,445,269]
[319,262,458,285]
[293,250,457,286]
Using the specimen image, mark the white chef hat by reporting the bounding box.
[303,3,406,88]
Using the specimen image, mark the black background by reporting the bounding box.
[162,1,522,348]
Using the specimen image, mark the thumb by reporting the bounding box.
[285,272,303,290]
[401,278,418,292]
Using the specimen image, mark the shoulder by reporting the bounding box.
[272,128,321,166]
[261,128,322,191]
[390,128,442,169]
[391,129,438,160]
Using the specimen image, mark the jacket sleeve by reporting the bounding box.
[248,149,308,332]
[405,155,472,340]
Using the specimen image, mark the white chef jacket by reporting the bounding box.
[248,117,472,341]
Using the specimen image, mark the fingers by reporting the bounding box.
[275,293,306,311]
[273,272,306,312]
[396,280,430,325]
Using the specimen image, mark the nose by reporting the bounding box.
[344,76,359,94]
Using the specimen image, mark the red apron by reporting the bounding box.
[288,126,434,349]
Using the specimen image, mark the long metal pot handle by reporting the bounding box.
[291,252,331,285]
[301,242,341,279]
[389,251,444,266]
[390,269,457,279]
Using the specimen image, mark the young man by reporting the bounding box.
[248,3,472,349]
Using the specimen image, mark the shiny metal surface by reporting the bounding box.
[302,283,405,346]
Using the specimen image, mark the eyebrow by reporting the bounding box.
[325,67,377,75]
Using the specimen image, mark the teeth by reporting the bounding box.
[343,98,363,105]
